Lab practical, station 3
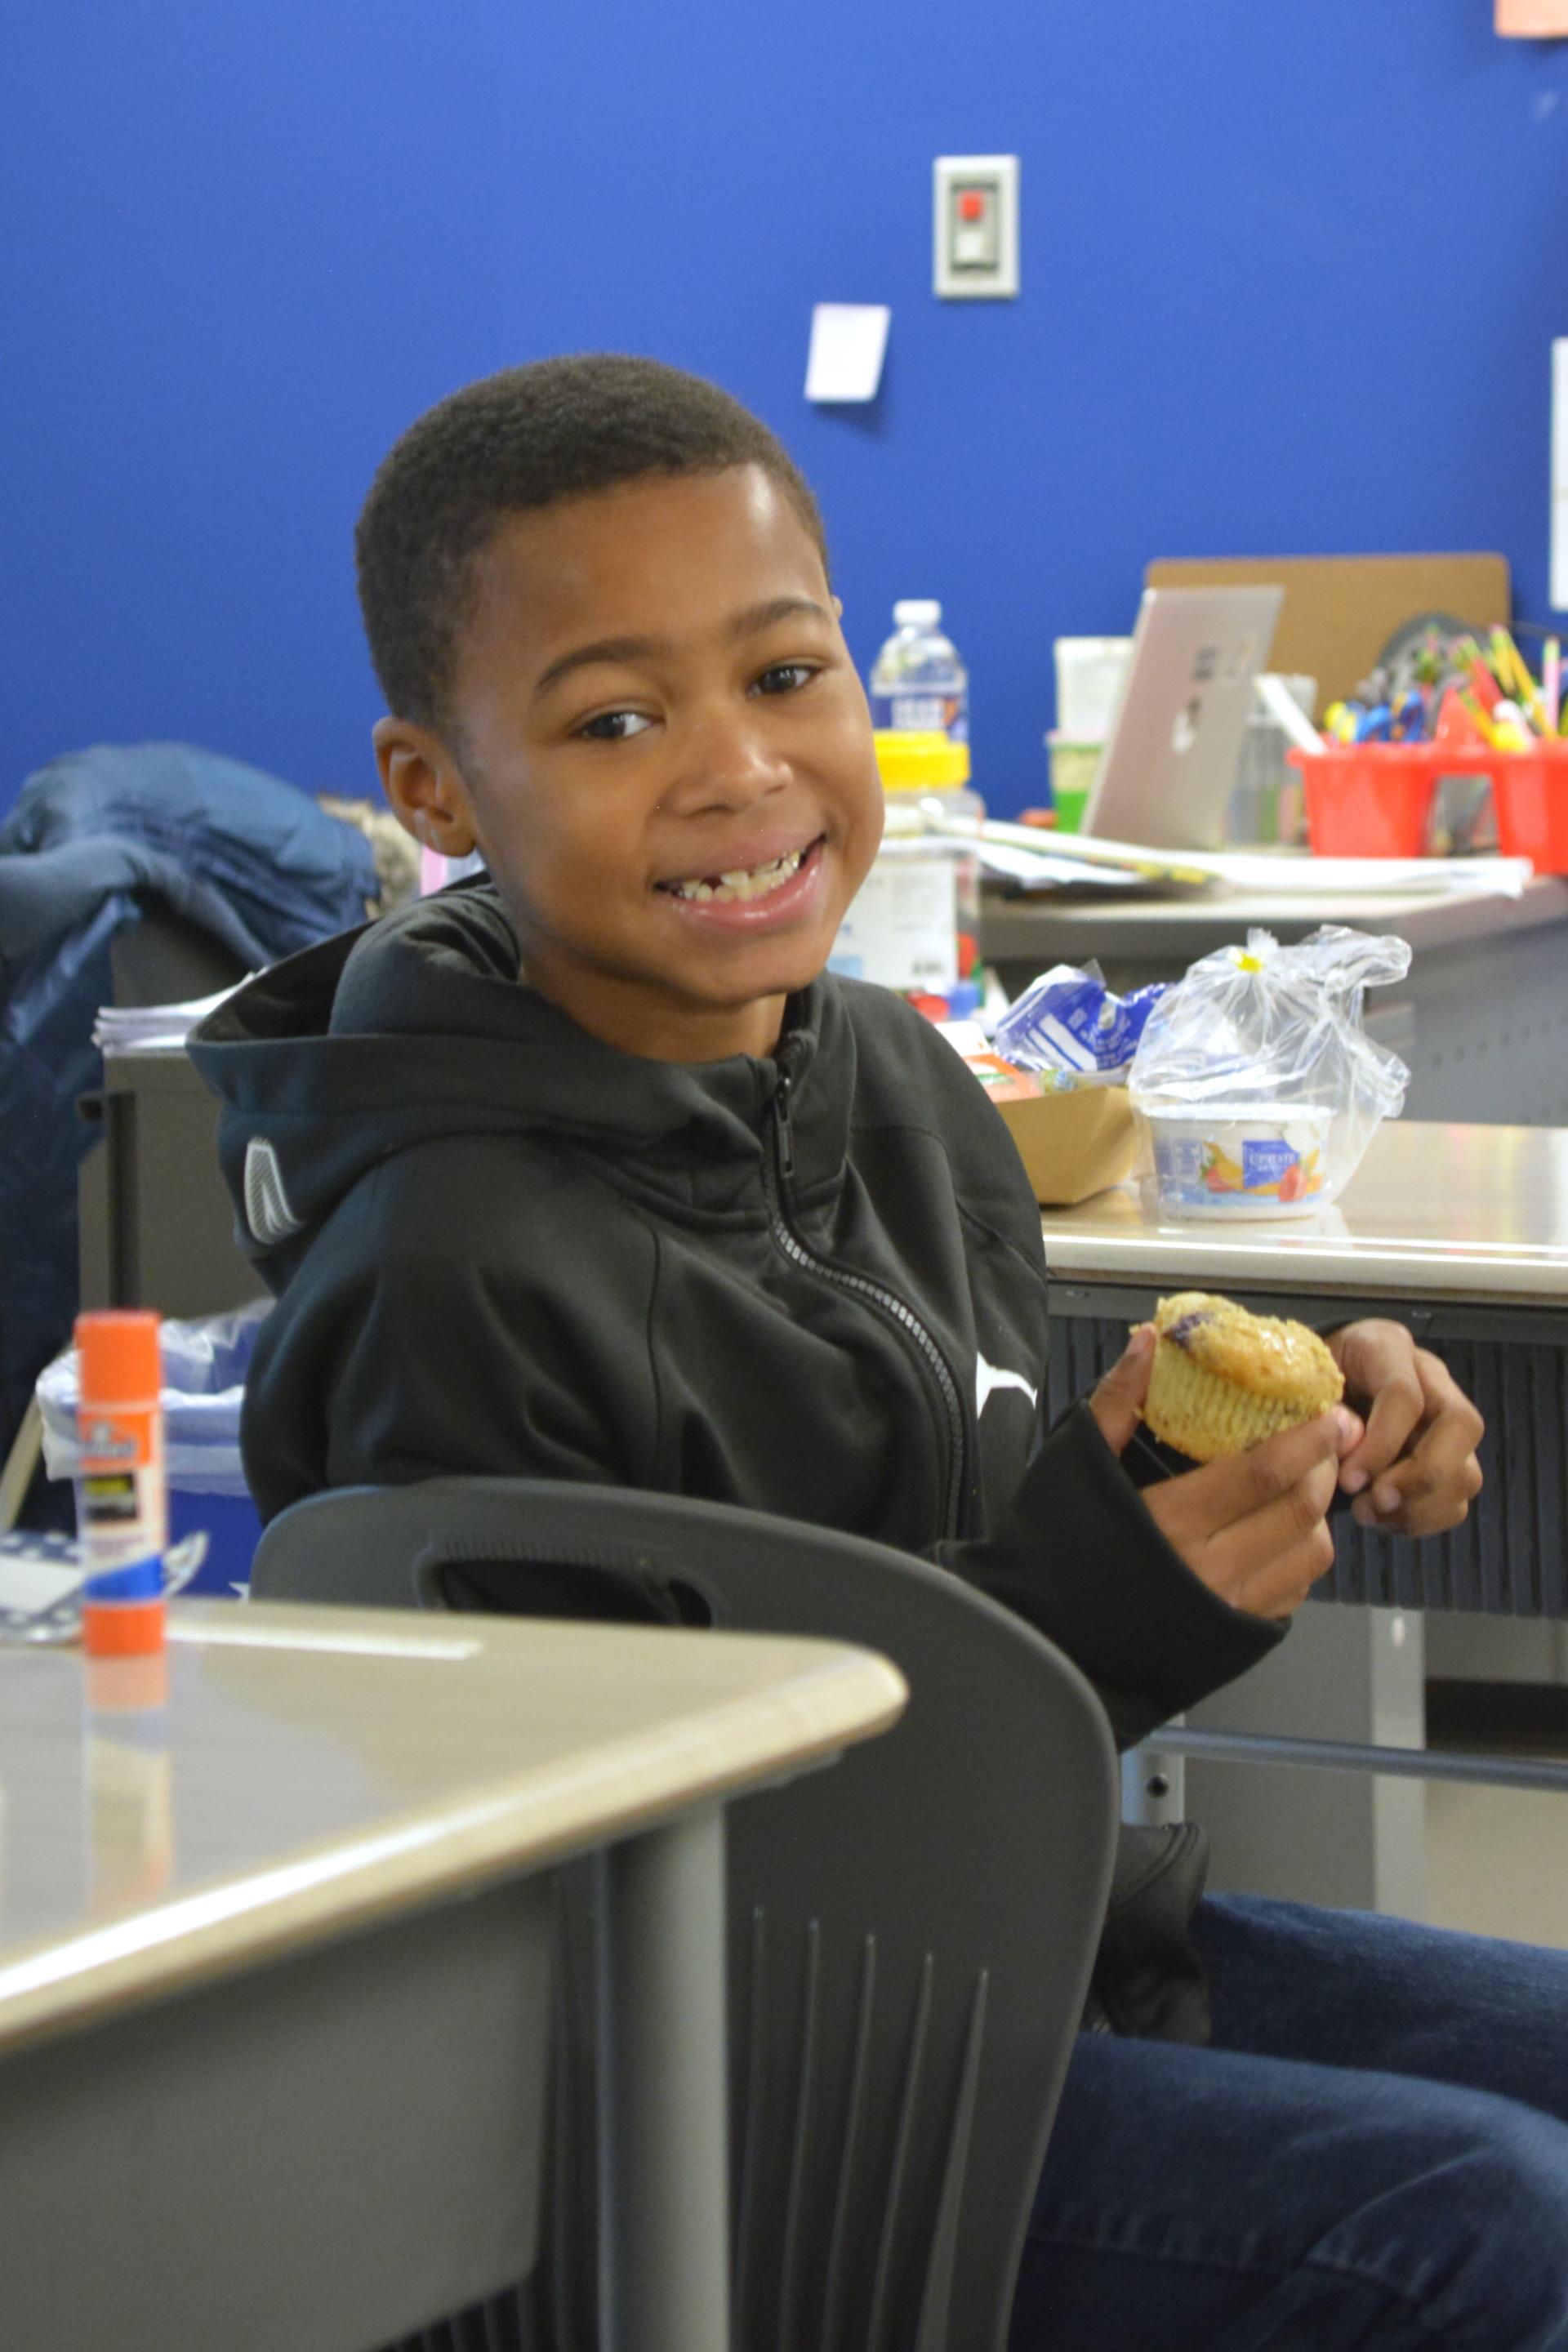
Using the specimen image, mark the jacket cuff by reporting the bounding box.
[979,1403,1285,1740]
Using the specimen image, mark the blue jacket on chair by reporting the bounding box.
[0,742,378,1493]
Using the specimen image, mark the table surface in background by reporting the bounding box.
[982,870,1568,970]
[1039,1120,1568,1304]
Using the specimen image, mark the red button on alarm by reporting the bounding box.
[958,190,986,221]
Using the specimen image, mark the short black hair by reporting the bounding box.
[355,354,830,735]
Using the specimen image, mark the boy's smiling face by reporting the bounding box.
[374,464,884,1063]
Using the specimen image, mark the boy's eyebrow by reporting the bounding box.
[532,597,833,700]
[532,636,662,698]
[727,595,835,638]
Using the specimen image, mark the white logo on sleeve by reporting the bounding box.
[976,1352,1040,1419]
[243,1137,306,1246]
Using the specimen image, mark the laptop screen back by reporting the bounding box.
[1081,585,1283,850]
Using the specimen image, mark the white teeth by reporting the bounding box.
[667,844,808,904]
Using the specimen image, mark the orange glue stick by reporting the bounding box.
[74,1312,166,1656]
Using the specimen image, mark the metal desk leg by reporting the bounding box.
[1124,1722,1186,1828]
[596,1803,731,2352]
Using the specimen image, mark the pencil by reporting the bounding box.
[1459,688,1502,747]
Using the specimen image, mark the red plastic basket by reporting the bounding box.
[1490,742,1568,875]
[1287,745,1454,858]
[1288,741,1568,871]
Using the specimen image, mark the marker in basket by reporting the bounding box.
[1544,638,1561,735]
[74,1311,166,1657]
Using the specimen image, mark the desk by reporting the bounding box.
[1039,1122,1568,1913]
[982,874,1568,1125]
[79,1049,260,1318]
[1040,1119,1568,1611]
[83,880,1568,1320]
[0,1601,904,2352]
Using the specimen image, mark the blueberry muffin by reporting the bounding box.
[1143,1291,1344,1463]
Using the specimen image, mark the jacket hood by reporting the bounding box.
[188,878,849,1285]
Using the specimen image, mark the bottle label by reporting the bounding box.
[77,1405,166,1594]
[869,689,969,742]
[828,853,958,991]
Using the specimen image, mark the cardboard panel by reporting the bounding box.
[996,1087,1138,1206]
[1143,554,1512,714]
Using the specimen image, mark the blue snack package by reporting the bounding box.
[995,963,1166,1077]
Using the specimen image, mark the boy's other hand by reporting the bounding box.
[1325,1319,1484,1538]
[1087,1327,1363,1622]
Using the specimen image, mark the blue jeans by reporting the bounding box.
[1010,1895,1568,2350]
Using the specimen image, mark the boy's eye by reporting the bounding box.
[577,709,654,742]
[753,662,819,697]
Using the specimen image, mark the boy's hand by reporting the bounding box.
[1087,1326,1363,1622]
[1325,1320,1484,1538]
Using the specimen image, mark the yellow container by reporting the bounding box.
[872,729,971,792]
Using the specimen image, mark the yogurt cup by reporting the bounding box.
[1138,1103,1332,1220]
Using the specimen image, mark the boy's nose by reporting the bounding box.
[663,713,791,813]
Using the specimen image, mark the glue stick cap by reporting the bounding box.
[82,1597,167,1659]
[75,1311,162,1406]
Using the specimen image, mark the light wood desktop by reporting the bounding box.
[1038,1120,1568,1309]
[0,1600,905,2352]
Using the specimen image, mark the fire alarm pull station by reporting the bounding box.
[933,155,1019,300]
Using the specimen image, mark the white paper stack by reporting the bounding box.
[976,840,1145,891]
[940,815,1536,902]
[92,980,248,1054]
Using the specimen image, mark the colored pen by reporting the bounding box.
[1458,688,1501,746]
[1463,653,1502,713]
[1491,630,1544,730]
[1494,629,1535,705]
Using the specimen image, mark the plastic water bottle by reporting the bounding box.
[869,600,969,746]
[831,604,984,999]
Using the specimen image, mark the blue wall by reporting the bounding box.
[5,2,1568,822]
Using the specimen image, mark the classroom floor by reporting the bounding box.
[1424,1689,1568,1950]
[1428,1781,1568,1949]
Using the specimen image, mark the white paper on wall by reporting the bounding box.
[804,304,890,403]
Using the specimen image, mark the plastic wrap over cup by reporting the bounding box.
[1128,926,1410,1221]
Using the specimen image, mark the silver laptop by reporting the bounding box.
[1080,585,1284,850]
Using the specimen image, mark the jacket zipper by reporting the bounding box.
[763,1055,969,1542]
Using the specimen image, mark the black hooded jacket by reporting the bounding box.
[190,877,1281,1746]
[191,881,1285,2036]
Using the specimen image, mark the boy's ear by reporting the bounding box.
[372,717,479,857]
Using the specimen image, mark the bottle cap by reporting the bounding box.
[872,730,972,791]
[893,599,942,628]
[76,1312,162,1406]
[82,1597,167,1658]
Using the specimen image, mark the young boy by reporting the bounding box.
[191,357,1567,2348]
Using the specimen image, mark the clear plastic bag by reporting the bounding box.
[1127,926,1410,1220]
[37,1298,270,1495]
